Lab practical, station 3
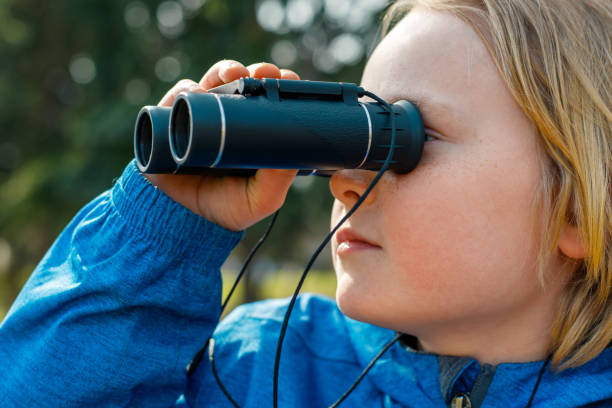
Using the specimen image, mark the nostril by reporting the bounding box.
[344,191,361,202]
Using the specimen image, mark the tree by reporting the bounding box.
[0,0,389,317]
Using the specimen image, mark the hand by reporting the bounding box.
[145,60,301,231]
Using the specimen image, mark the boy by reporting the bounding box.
[1,1,610,406]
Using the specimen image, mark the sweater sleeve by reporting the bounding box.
[0,161,244,408]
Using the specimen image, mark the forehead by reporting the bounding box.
[361,7,503,126]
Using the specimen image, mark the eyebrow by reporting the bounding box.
[396,95,454,117]
[393,94,467,127]
[362,92,462,122]
[391,94,476,139]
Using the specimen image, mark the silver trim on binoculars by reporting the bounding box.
[211,94,227,168]
[357,102,373,169]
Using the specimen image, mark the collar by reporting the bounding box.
[344,318,612,407]
[401,334,496,407]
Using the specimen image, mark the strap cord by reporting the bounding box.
[190,91,402,408]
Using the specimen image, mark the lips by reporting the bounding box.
[335,228,381,249]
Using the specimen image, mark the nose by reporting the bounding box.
[329,169,379,208]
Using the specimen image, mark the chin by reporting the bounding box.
[335,275,426,334]
[335,277,375,324]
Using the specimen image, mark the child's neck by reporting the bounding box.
[414,297,557,365]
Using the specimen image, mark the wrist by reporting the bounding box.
[113,161,245,266]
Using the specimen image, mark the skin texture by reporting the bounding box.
[329,7,577,365]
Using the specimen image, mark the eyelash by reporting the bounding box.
[424,129,439,142]
[384,99,440,142]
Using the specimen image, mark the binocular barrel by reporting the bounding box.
[135,105,174,173]
[134,78,424,176]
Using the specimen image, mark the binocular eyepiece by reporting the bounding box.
[134,77,425,177]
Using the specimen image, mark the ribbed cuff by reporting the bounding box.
[110,160,245,269]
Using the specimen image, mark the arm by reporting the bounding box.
[0,59,299,408]
[0,161,243,408]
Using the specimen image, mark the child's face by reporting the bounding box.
[329,7,565,356]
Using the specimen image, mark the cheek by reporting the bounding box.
[382,141,543,314]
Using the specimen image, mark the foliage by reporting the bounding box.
[0,0,388,318]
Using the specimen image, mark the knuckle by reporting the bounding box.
[212,60,228,69]
[176,78,195,88]
[246,62,260,71]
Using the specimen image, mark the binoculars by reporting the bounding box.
[134,77,425,177]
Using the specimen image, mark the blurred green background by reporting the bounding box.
[0,0,389,319]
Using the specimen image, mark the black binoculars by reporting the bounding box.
[134,77,425,177]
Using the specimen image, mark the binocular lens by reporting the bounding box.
[170,99,191,162]
[135,112,153,169]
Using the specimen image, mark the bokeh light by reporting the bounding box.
[256,0,285,32]
[285,0,318,31]
[155,55,182,82]
[69,54,96,84]
[270,40,298,67]
[180,0,207,14]
[124,1,151,30]
[323,0,350,22]
[157,1,185,38]
[313,46,340,74]
[328,33,363,65]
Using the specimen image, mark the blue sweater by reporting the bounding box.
[1,161,610,408]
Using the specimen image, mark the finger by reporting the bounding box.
[246,62,282,79]
[280,69,300,80]
[158,79,203,107]
[199,59,249,90]
[246,169,298,216]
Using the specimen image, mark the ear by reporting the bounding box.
[558,224,586,260]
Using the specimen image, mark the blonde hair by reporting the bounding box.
[382,0,612,369]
